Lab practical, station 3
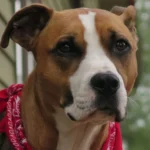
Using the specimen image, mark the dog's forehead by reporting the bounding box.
[52,8,121,30]
[57,8,116,20]
[54,8,127,30]
[38,8,135,53]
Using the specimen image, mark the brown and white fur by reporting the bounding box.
[1,4,138,150]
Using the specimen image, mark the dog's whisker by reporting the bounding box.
[128,96,140,108]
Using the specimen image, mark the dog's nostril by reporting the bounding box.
[98,79,105,89]
[94,79,105,91]
[110,78,119,89]
[90,73,120,96]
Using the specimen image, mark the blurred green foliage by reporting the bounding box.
[122,0,150,149]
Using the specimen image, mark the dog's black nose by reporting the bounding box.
[90,73,120,96]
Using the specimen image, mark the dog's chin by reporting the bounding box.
[100,107,127,122]
[66,111,114,125]
[66,107,126,124]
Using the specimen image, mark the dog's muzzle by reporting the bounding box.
[64,70,127,123]
[90,73,125,122]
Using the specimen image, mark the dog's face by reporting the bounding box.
[1,5,138,123]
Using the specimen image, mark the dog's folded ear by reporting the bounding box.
[111,6,126,15]
[0,4,53,51]
[111,6,137,42]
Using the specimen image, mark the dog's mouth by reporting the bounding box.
[66,106,125,123]
[100,106,126,122]
[100,107,115,117]
[63,86,127,123]
[67,113,77,121]
[64,94,127,123]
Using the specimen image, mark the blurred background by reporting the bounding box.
[0,0,149,150]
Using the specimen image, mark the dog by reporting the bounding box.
[0,4,138,150]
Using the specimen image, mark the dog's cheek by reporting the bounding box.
[59,88,74,108]
[111,53,137,95]
[124,56,137,94]
[126,69,137,94]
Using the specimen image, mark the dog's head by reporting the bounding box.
[1,4,138,123]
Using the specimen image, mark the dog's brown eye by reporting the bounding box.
[114,39,130,53]
[51,36,82,58]
[116,40,127,51]
[58,43,71,53]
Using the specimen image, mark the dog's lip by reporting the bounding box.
[78,109,115,124]
[100,107,115,118]
[67,113,76,121]
[66,106,124,122]
[100,107,125,122]
[115,109,126,122]
[100,107,114,112]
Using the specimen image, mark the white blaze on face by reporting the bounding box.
[65,11,127,121]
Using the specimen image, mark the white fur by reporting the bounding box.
[65,11,127,120]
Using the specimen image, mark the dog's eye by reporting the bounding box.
[58,42,71,54]
[114,39,130,54]
[52,38,82,57]
[51,37,82,58]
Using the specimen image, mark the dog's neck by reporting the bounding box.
[21,71,108,150]
[54,108,108,150]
